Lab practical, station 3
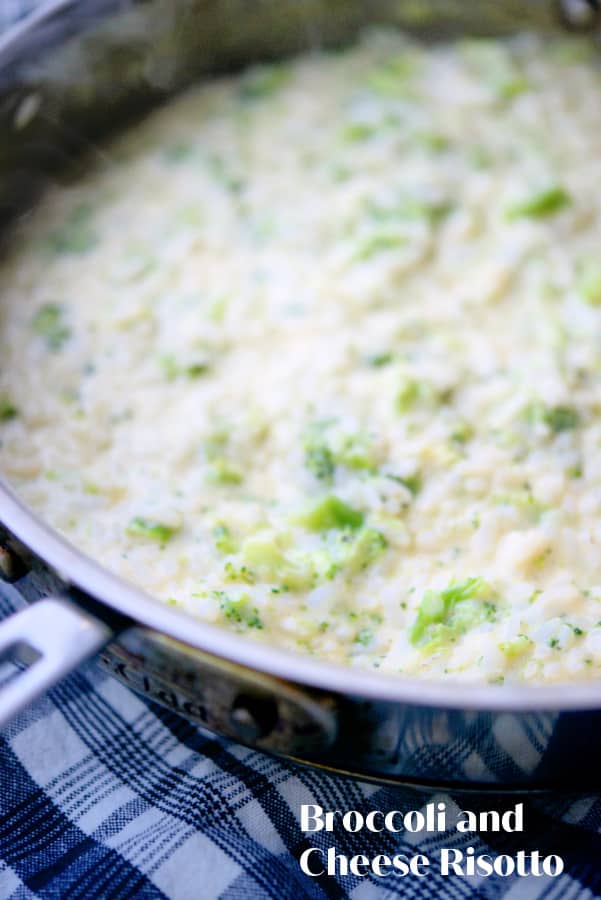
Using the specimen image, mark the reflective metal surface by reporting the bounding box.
[1,0,601,788]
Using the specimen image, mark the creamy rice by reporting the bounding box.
[1,30,601,683]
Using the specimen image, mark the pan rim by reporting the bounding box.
[3,479,601,713]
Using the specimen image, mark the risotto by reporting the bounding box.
[1,29,601,683]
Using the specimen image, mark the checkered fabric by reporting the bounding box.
[2,586,601,899]
[0,0,42,32]
[2,2,601,897]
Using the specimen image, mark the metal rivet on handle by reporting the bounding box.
[558,0,600,29]
[229,693,279,743]
[0,545,25,583]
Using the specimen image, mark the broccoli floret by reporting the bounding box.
[240,64,290,100]
[410,577,496,649]
[355,628,374,647]
[224,562,255,585]
[126,517,179,543]
[214,591,263,629]
[450,422,474,445]
[162,142,195,164]
[499,634,533,658]
[543,405,580,433]
[460,39,529,101]
[0,396,18,422]
[387,472,422,496]
[396,378,444,413]
[413,132,451,153]
[353,233,407,263]
[32,304,71,351]
[212,523,239,554]
[506,187,571,221]
[160,353,210,380]
[576,258,601,306]
[527,402,580,434]
[296,495,364,532]
[366,54,420,97]
[370,196,454,226]
[242,534,316,591]
[207,459,244,485]
[365,352,394,368]
[341,122,377,143]
[345,529,388,575]
[46,203,98,255]
[304,423,378,481]
[305,442,336,483]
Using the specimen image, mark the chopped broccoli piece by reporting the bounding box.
[460,39,529,102]
[0,397,18,421]
[396,378,421,413]
[544,405,580,433]
[493,490,544,523]
[187,362,210,377]
[366,351,394,368]
[496,75,529,101]
[450,422,475,445]
[208,294,229,323]
[367,54,420,97]
[242,535,286,571]
[410,576,496,649]
[160,353,210,380]
[304,423,378,481]
[203,428,242,485]
[369,196,454,227]
[387,472,422,496]
[242,534,316,590]
[341,122,377,143]
[300,529,386,582]
[240,64,290,100]
[550,37,597,65]
[214,591,263,629]
[127,517,179,543]
[205,155,245,194]
[396,378,445,413]
[305,442,335,483]
[576,258,601,306]
[413,132,451,153]
[46,203,97,255]
[204,428,230,460]
[468,145,495,169]
[355,628,374,647]
[353,233,407,263]
[334,434,378,473]
[527,402,580,434]
[499,634,533,658]
[506,187,571,221]
[212,523,239,554]
[345,529,388,575]
[296,495,364,532]
[243,526,386,588]
[224,561,255,584]
[207,459,243,485]
[162,142,195,163]
[32,304,71,351]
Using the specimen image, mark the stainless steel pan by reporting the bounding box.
[1,0,600,791]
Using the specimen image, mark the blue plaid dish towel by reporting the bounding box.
[3,3,601,898]
[2,583,601,900]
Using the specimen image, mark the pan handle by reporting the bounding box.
[0,596,112,728]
